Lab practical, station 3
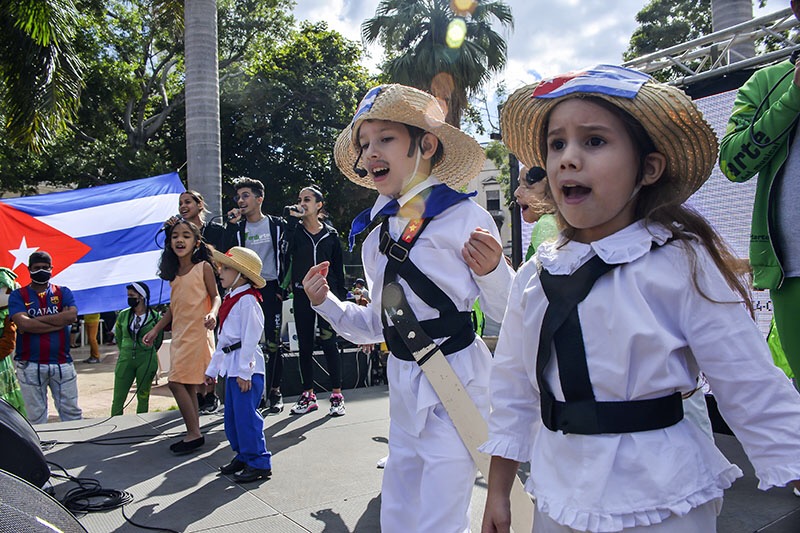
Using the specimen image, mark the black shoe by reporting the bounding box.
[219,458,246,475]
[268,391,284,413]
[201,393,219,414]
[233,465,271,483]
[197,392,206,413]
[170,436,205,455]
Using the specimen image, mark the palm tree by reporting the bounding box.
[0,0,84,152]
[183,0,222,215]
[362,0,513,127]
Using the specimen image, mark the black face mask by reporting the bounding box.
[127,297,140,308]
[30,269,52,284]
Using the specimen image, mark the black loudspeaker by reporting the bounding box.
[0,469,87,532]
[0,398,50,488]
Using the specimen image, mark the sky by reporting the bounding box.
[293,0,788,92]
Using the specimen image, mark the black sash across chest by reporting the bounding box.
[379,218,475,362]
[537,246,683,435]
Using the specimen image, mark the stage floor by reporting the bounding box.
[32,385,800,532]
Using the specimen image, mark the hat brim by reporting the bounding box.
[211,249,266,289]
[335,84,486,190]
[501,81,718,204]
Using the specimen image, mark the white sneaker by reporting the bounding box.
[793,486,800,498]
[376,455,388,469]
[290,391,318,415]
[328,393,346,417]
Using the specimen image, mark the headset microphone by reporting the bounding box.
[353,148,368,178]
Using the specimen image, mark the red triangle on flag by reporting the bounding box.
[0,202,92,286]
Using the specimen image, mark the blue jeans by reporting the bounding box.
[15,361,82,425]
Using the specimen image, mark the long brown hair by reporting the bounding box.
[546,96,753,314]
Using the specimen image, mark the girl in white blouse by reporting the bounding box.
[481,65,800,532]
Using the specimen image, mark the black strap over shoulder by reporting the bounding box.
[380,218,475,362]
[537,246,683,435]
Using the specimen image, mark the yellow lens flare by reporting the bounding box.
[446,18,467,49]
[451,0,476,15]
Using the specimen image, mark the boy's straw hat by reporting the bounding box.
[501,65,718,204]
[334,84,485,189]
[211,247,266,289]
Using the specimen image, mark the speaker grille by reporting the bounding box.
[0,470,86,533]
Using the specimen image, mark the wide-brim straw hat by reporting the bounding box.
[211,247,266,289]
[334,84,486,190]
[501,66,718,204]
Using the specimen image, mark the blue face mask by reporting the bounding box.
[29,269,52,284]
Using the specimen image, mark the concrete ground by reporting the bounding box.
[19,344,800,532]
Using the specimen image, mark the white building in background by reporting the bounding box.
[467,156,532,258]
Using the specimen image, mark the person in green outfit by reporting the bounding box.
[515,166,558,261]
[0,267,26,416]
[111,282,163,416]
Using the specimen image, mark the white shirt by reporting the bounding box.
[314,176,515,435]
[481,221,800,531]
[206,284,265,380]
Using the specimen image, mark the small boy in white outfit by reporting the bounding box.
[205,246,272,483]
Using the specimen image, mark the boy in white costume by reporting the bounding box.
[302,84,514,532]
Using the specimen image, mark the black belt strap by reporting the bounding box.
[537,246,683,435]
[222,341,241,354]
[380,217,475,362]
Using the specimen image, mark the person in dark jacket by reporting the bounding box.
[283,186,348,417]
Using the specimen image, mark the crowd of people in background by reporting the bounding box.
[5,6,800,527]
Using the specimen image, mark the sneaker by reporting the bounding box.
[268,390,284,414]
[83,357,100,364]
[376,455,388,469]
[328,393,346,417]
[200,393,219,414]
[290,391,318,415]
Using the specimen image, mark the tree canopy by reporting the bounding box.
[0,1,374,236]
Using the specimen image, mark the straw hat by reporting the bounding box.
[334,84,486,189]
[211,247,266,289]
[501,66,718,204]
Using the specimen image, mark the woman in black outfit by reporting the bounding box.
[283,186,348,417]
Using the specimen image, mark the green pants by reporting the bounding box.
[772,276,800,383]
[111,348,158,416]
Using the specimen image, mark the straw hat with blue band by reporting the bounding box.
[211,247,266,289]
[334,84,486,190]
[501,64,719,204]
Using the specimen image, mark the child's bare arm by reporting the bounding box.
[202,261,220,329]
[481,456,519,533]
[462,228,503,276]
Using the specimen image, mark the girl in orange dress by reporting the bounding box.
[144,220,220,455]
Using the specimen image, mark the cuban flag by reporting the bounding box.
[0,173,184,314]
[533,64,651,100]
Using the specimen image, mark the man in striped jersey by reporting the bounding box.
[10,251,82,425]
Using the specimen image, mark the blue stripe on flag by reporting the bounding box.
[75,223,165,262]
[71,278,171,315]
[1,173,183,213]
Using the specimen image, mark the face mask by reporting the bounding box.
[127,297,140,308]
[30,269,52,283]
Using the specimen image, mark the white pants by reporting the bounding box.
[532,498,721,533]
[380,402,477,533]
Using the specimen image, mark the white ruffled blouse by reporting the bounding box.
[480,221,800,532]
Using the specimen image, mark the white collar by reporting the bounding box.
[226,283,253,298]
[369,175,442,219]
[537,220,674,275]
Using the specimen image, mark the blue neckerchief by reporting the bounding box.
[348,184,477,251]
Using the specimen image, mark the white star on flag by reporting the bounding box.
[8,236,38,270]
